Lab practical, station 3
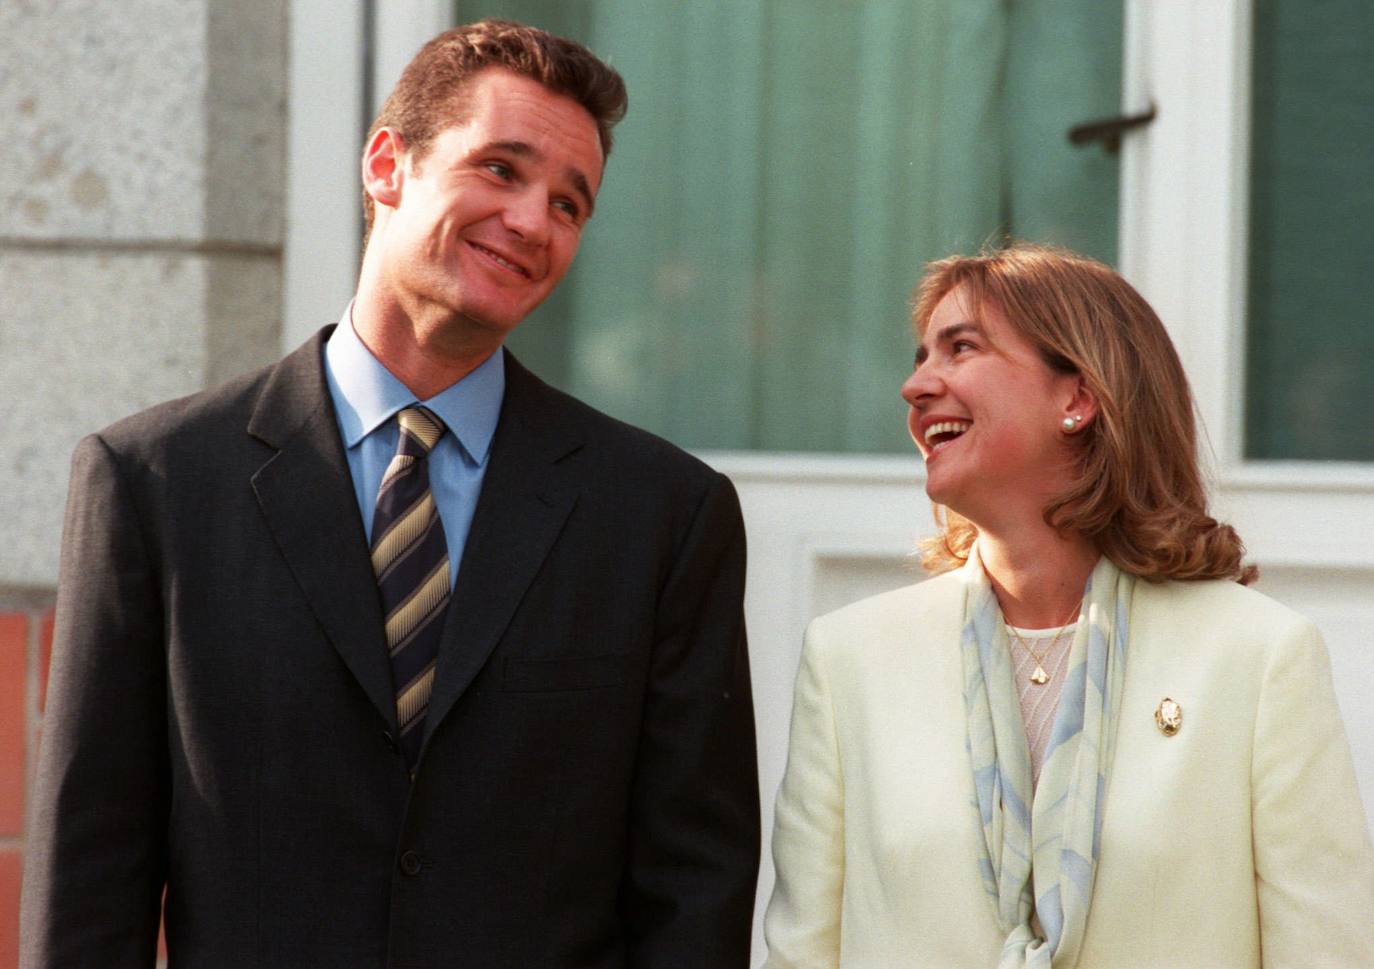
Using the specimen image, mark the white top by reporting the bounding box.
[1006,622,1076,788]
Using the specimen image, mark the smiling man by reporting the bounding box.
[21,20,759,969]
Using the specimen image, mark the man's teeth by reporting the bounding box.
[924,421,971,445]
[476,244,524,275]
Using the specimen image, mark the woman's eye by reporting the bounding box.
[952,340,976,354]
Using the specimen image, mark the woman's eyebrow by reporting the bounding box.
[916,321,984,364]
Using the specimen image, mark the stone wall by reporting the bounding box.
[0,0,287,587]
[0,2,288,962]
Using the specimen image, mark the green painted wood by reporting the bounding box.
[1005,0,1122,263]
[456,2,1122,454]
[1245,0,1374,461]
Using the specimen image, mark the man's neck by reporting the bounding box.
[351,291,502,401]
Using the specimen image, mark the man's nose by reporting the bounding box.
[502,187,551,244]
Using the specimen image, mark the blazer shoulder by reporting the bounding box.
[811,569,962,633]
[96,367,267,449]
[90,327,330,463]
[1134,577,1317,647]
[805,570,964,665]
[507,353,727,494]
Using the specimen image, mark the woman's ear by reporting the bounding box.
[362,127,406,213]
[1061,374,1100,433]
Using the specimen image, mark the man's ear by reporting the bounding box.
[362,127,406,212]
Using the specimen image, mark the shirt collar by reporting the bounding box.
[324,304,505,465]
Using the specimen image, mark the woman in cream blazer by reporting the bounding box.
[763,246,1374,968]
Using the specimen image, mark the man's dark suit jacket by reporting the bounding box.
[20,329,760,969]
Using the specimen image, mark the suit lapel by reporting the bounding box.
[421,353,582,749]
[247,328,397,733]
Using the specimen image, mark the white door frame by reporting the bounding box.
[284,0,451,349]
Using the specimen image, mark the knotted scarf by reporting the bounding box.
[959,543,1133,967]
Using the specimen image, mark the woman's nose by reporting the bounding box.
[900,365,938,408]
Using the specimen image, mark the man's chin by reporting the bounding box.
[463,308,530,337]
[422,301,526,336]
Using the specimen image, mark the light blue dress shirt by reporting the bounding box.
[323,307,505,588]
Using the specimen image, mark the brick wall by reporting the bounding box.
[0,600,54,969]
[1,600,169,968]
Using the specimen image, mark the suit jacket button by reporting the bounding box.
[399,850,423,876]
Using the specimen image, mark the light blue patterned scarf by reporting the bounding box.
[959,543,1133,967]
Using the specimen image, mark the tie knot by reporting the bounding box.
[396,406,446,456]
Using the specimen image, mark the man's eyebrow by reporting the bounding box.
[475,139,596,217]
[482,139,536,159]
[566,167,595,217]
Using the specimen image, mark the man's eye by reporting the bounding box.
[552,199,581,220]
[484,162,513,179]
[952,340,976,354]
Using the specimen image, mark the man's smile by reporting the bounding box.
[467,240,532,279]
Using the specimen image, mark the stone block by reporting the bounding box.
[0,0,208,242]
[0,250,281,586]
[206,0,288,245]
[0,0,286,246]
[207,254,289,386]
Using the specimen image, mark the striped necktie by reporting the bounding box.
[371,406,449,772]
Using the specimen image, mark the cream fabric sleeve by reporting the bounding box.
[763,623,845,968]
[1252,616,1374,966]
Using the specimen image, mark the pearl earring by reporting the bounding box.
[1061,415,1082,432]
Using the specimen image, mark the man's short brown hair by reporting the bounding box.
[363,18,628,231]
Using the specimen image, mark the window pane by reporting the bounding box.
[1246,0,1374,461]
[458,1,1121,452]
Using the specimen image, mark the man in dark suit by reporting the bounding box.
[21,20,759,968]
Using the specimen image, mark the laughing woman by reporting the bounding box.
[762,244,1374,968]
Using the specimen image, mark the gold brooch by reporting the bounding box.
[1155,697,1182,736]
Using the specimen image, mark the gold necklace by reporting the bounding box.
[1005,603,1081,686]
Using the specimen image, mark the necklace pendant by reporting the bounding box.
[1030,665,1050,685]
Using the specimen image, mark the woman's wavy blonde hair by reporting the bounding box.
[915,243,1256,584]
